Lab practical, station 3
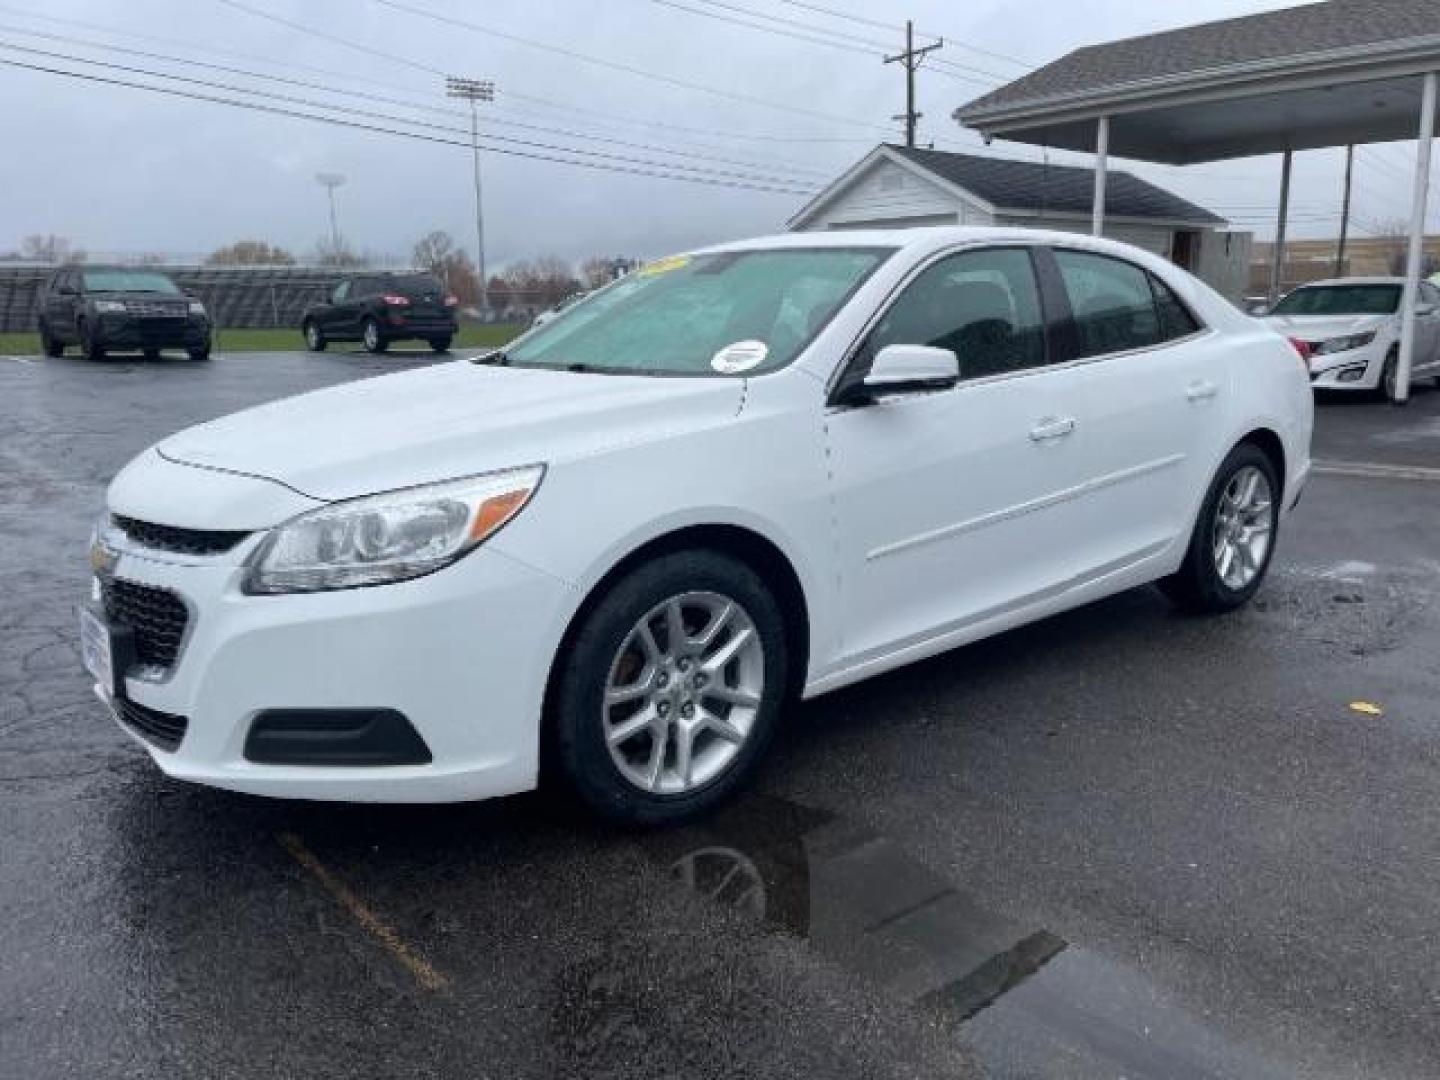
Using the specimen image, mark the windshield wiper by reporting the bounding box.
[470,349,509,366]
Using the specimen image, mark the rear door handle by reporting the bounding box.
[1029,416,1076,442]
[1186,379,1219,402]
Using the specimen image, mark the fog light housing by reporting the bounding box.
[1336,366,1368,383]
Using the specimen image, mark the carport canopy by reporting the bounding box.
[954,0,1440,401]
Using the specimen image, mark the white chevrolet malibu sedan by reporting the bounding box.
[83,229,1313,824]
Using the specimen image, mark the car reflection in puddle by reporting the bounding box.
[646,795,1289,1080]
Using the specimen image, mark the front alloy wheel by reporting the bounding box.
[1211,466,1273,591]
[552,550,787,825]
[603,592,765,795]
[362,319,386,353]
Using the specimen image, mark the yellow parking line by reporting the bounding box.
[278,832,450,992]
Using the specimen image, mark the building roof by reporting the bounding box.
[962,0,1438,116]
[885,145,1222,224]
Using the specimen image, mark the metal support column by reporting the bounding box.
[1091,115,1109,236]
[1395,71,1437,405]
[1268,149,1293,305]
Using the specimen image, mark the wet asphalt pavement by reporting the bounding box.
[3,347,1440,1079]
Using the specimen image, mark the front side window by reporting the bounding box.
[80,270,181,294]
[1054,250,1162,358]
[864,247,1046,380]
[1271,284,1401,316]
[503,247,892,376]
[331,281,350,303]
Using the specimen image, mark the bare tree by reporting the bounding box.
[311,235,366,268]
[578,256,639,289]
[20,234,85,264]
[206,240,296,266]
[411,231,481,303]
[502,256,582,310]
[412,230,457,276]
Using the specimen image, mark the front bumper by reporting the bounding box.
[1308,343,1384,390]
[97,314,210,350]
[91,533,574,802]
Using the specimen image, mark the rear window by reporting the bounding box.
[384,275,445,296]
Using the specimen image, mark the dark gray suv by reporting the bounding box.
[37,267,212,361]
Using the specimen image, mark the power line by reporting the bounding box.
[768,0,1035,69]
[0,22,830,180]
[351,0,900,136]
[0,0,858,154]
[0,53,818,196]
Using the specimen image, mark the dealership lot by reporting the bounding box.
[3,350,1440,1079]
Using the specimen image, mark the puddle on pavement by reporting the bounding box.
[645,795,1290,1080]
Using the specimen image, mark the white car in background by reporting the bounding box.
[83,228,1312,824]
[1262,276,1440,400]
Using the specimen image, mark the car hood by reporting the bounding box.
[158,362,746,502]
[1261,312,1391,340]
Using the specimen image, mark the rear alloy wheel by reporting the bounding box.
[553,551,788,825]
[362,318,387,354]
[304,321,327,352]
[429,336,453,353]
[1160,443,1279,614]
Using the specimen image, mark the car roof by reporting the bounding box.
[691,226,1177,265]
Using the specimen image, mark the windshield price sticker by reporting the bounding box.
[639,254,691,277]
[711,340,768,374]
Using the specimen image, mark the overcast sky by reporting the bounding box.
[0,0,1431,269]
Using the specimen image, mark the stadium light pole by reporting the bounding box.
[315,172,346,255]
[445,76,494,316]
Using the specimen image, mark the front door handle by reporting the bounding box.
[1029,416,1076,442]
[1186,379,1219,402]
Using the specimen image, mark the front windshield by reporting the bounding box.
[81,270,181,294]
[1271,284,1400,316]
[503,247,893,376]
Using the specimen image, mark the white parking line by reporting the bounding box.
[1312,459,1440,483]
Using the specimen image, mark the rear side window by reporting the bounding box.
[1054,250,1162,358]
[1150,274,1201,340]
[866,247,1046,380]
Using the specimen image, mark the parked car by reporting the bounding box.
[1262,276,1440,400]
[37,266,211,361]
[83,229,1312,824]
[302,272,458,353]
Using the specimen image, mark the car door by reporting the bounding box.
[321,279,353,337]
[1040,247,1228,583]
[826,245,1086,670]
[1419,283,1440,370]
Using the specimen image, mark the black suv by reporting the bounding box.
[302,272,457,353]
[37,266,211,361]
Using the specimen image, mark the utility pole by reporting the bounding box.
[445,76,494,316]
[1336,143,1355,277]
[884,20,942,148]
[315,173,345,255]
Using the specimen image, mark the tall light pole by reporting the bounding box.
[315,172,346,256]
[445,75,494,315]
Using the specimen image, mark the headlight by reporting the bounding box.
[242,465,544,594]
[188,301,207,316]
[93,300,126,313]
[1315,331,1376,355]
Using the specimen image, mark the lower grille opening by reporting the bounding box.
[100,578,190,671]
[244,709,432,767]
[116,698,188,752]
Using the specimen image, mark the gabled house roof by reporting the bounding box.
[787,144,1224,229]
[959,0,1438,119]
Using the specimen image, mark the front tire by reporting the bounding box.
[362,318,387,354]
[81,324,105,362]
[1160,443,1279,614]
[39,322,63,358]
[552,550,788,826]
[429,336,453,353]
[304,321,327,352]
[188,347,211,361]
[1380,347,1400,403]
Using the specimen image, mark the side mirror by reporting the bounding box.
[858,344,960,400]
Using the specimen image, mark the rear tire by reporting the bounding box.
[188,347,211,362]
[143,348,161,361]
[304,321,327,352]
[552,550,788,826]
[1160,443,1280,614]
[429,336,453,353]
[362,318,387,354]
[39,323,63,358]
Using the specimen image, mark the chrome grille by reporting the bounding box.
[124,299,188,318]
[112,515,249,556]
